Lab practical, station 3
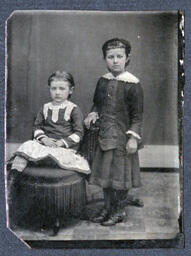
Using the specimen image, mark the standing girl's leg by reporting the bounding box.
[101,189,127,226]
[92,187,112,223]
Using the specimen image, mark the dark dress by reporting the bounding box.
[89,71,144,190]
[11,100,89,173]
[33,100,84,150]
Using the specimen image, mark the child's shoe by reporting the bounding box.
[91,207,110,223]
[101,210,125,226]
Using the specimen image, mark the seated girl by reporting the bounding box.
[9,70,90,180]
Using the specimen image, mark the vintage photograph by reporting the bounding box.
[5,10,183,248]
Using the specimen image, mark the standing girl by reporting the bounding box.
[84,38,144,226]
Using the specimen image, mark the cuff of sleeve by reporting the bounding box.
[61,139,69,148]
[68,133,81,143]
[36,134,47,141]
[126,130,141,140]
[34,129,45,138]
[88,112,99,119]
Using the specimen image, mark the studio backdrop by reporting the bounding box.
[6,11,179,168]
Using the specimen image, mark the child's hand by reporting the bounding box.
[126,137,138,154]
[55,140,65,148]
[41,137,57,147]
[84,112,99,129]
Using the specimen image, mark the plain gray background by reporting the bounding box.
[7,11,178,146]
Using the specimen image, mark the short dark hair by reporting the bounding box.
[48,70,75,88]
[102,38,131,59]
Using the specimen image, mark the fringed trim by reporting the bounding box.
[21,175,86,218]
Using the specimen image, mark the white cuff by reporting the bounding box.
[61,139,69,148]
[34,129,45,138]
[36,134,47,141]
[68,133,80,143]
[126,130,141,140]
[88,112,99,119]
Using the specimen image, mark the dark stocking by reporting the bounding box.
[103,188,112,211]
[100,189,127,226]
[115,190,128,202]
[114,189,129,211]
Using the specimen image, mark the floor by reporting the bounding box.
[9,171,181,241]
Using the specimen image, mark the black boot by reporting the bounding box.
[101,190,126,226]
[47,218,60,236]
[52,218,60,236]
[101,209,125,226]
[91,207,110,223]
[127,195,144,207]
[91,188,111,223]
[41,217,60,237]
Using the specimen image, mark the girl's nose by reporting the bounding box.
[113,57,118,63]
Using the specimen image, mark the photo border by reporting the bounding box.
[0,0,190,255]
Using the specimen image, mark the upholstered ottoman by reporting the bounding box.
[10,166,86,232]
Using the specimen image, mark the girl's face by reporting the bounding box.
[50,80,73,104]
[105,48,128,75]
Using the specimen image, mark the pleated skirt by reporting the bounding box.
[89,145,142,190]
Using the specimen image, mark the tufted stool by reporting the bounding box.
[10,165,86,232]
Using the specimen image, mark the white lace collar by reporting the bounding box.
[102,71,139,84]
[43,100,76,122]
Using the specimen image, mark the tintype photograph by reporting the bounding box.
[5,10,184,248]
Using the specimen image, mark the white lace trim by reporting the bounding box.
[43,101,77,123]
[102,71,139,84]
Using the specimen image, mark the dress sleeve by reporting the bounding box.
[84,79,101,123]
[61,106,84,148]
[126,83,144,139]
[33,106,47,141]
[92,78,102,112]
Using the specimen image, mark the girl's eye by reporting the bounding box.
[117,55,123,58]
[107,55,114,59]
